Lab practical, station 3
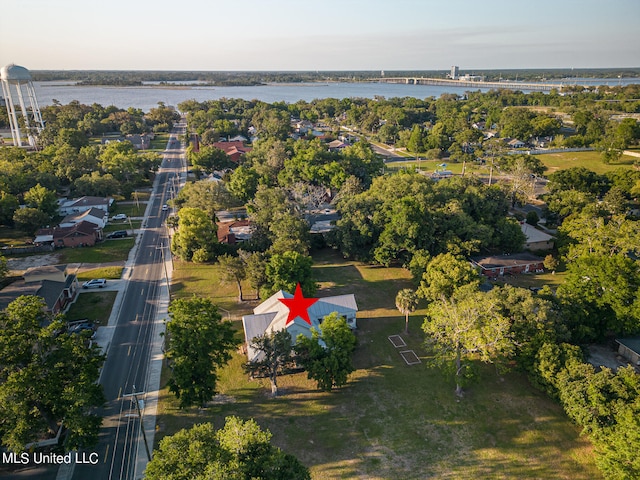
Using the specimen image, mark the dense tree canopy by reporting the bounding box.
[170,207,220,262]
[164,297,239,408]
[295,313,357,392]
[331,171,522,264]
[0,296,105,452]
[145,417,310,480]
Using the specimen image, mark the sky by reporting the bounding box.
[1,0,639,71]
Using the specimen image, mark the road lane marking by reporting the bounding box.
[104,444,109,463]
[127,345,131,356]
[118,387,122,399]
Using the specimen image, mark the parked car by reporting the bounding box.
[162,204,169,211]
[82,278,106,289]
[67,321,95,335]
[112,213,127,221]
[107,230,128,239]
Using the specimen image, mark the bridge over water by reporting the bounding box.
[375,77,564,92]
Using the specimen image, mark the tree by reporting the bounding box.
[262,251,316,299]
[0,296,105,452]
[189,145,232,174]
[228,165,260,203]
[173,179,238,221]
[241,250,268,299]
[171,207,219,262]
[543,254,559,273]
[295,313,357,392]
[556,253,640,340]
[164,298,239,408]
[23,183,58,217]
[0,191,19,226]
[245,329,294,396]
[422,285,513,396]
[0,255,7,281]
[395,288,418,334]
[417,253,480,302]
[218,254,246,302]
[145,417,310,480]
[12,207,50,235]
[525,210,539,226]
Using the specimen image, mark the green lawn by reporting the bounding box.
[155,249,600,479]
[103,221,142,232]
[65,291,117,326]
[383,150,637,178]
[534,150,636,175]
[58,238,134,264]
[109,202,147,218]
[0,226,32,247]
[76,266,124,281]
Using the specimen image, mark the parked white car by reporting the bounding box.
[112,213,127,221]
[82,279,107,289]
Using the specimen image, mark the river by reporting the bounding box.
[32,78,640,112]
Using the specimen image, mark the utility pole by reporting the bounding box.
[122,386,151,461]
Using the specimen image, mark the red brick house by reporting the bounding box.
[470,253,545,279]
[53,220,103,248]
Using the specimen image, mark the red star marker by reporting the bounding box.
[278,283,318,326]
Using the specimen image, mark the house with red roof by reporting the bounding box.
[212,141,252,164]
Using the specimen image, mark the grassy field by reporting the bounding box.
[155,249,600,479]
[65,291,117,325]
[58,238,134,264]
[76,266,124,281]
[383,150,637,178]
[534,150,636,175]
[0,226,32,247]
[110,202,147,218]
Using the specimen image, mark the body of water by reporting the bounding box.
[32,78,640,112]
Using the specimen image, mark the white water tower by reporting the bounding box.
[1,64,45,147]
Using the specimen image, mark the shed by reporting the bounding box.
[616,338,640,366]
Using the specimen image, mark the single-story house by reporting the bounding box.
[54,221,103,247]
[615,338,640,367]
[470,253,545,279]
[23,264,68,284]
[242,289,358,362]
[0,264,79,314]
[327,139,347,151]
[217,220,252,245]
[521,223,555,251]
[59,207,109,229]
[212,141,252,164]
[126,133,153,150]
[35,220,103,248]
[58,196,113,216]
[507,138,527,149]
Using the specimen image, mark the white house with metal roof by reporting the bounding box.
[242,290,358,362]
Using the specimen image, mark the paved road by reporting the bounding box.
[3,123,186,480]
[72,122,185,480]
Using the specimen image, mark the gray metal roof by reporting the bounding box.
[616,337,640,355]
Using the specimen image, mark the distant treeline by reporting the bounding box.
[30,68,640,86]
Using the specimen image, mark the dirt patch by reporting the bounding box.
[6,253,62,274]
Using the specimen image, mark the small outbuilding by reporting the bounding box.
[615,337,640,367]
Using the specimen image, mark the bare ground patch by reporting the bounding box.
[6,253,62,274]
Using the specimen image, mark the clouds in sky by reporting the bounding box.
[1,0,638,70]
